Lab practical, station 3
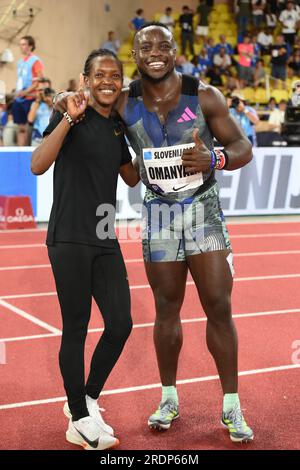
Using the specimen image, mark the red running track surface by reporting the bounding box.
[0,222,300,450]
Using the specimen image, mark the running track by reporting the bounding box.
[0,221,300,450]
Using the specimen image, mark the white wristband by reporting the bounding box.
[63,112,74,127]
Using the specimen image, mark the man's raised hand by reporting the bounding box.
[181,129,211,173]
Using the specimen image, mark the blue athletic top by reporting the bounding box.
[131,17,146,30]
[32,102,52,139]
[124,74,215,200]
[16,54,42,95]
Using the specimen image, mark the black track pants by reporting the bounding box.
[48,243,132,421]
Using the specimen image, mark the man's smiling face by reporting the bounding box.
[132,26,177,83]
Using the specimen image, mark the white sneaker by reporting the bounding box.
[63,395,114,436]
[66,416,119,451]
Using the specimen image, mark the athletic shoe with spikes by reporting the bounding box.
[221,404,254,443]
[148,399,179,430]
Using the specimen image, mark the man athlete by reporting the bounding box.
[54,23,254,443]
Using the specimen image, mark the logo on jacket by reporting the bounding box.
[177,107,197,123]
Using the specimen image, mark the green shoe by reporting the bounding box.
[148,399,179,430]
[221,404,254,443]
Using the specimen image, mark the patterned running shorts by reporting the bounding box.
[142,183,232,262]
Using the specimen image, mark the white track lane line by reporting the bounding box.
[1,308,299,343]
[0,299,61,335]
[0,264,50,271]
[1,250,300,271]
[2,272,300,300]
[235,250,300,257]
[0,228,47,234]
[0,219,299,236]
[118,232,300,243]
[0,244,45,250]
[230,232,300,239]
[1,231,300,249]
[129,274,300,290]
[1,292,56,300]
[0,363,299,411]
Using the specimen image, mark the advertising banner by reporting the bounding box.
[1,147,300,222]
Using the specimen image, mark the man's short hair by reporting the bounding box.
[135,21,171,36]
[39,77,51,86]
[21,35,36,51]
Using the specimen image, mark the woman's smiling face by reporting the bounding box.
[85,56,123,107]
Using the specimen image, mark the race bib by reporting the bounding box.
[143,143,203,194]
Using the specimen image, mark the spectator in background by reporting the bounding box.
[129,9,146,31]
[175,54,194,75]
[279,0,300,47]
[38,77,52,89]
[268,99,287,133]
[0,86,7,144]
[0,103,6,146]
[213,47,232,73]
[196,0,211,40]
[131,69,140,81]
[2,96,17,146]
[206,64,224,87]
[290,79,300,106]
[265,96,277,111]
[223,73,241,94]
[251,34,261,67]
[123,68,141,87]
[101,31,120,55]
[179,5,195,55]
[159,7,175,33]
[265,3,277,29]
[294,35,300,50]
[271,34,288,85]
[67,79,77,92]
[257,27,273,55]
[27,84,55,147]
[204,37,216,64]
[230,93,259,144]
[288,49,300,76]
[215,35,234,56]
[12,35,44,146]
[191,55,202,78]
[238,34,254,86]
[29,76,53,141]
[226,93,233,108]
[237,0,252,40]
[251,0,266,29]
[278,0,287,13]
[269,0,279,14]
[253,59,266,86]
[197,47,212,72]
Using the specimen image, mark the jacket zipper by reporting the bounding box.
[162,123,170,145]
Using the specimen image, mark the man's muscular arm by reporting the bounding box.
[200,85,253,171]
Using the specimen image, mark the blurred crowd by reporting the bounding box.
[1,1,300,147]
[124,1,300,145]
[0,36,77,147]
